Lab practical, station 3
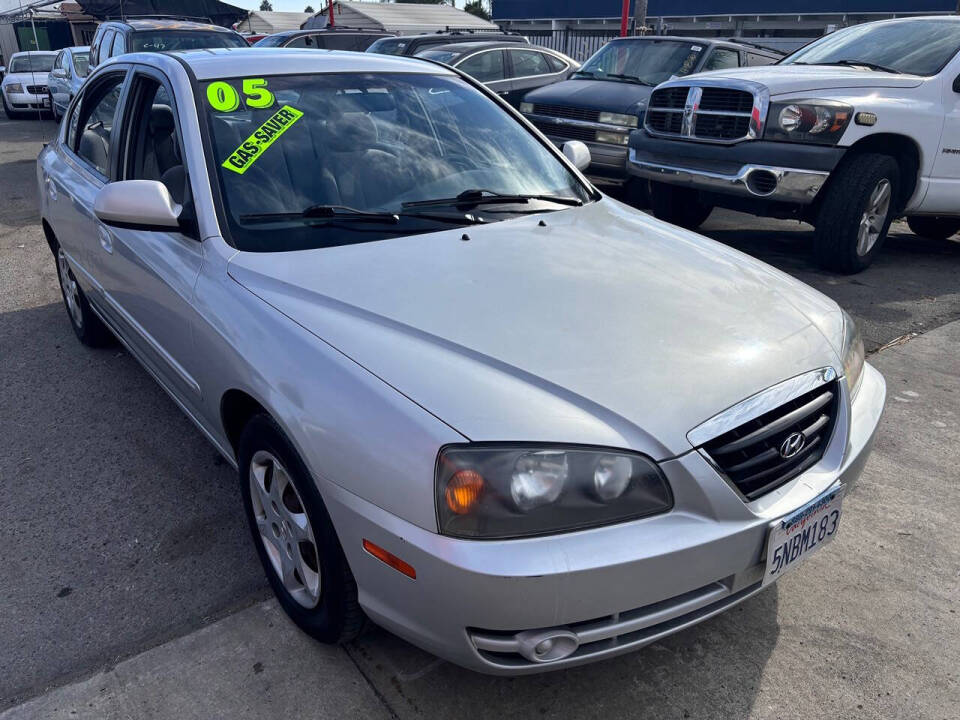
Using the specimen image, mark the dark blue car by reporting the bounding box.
[520,36,780,197]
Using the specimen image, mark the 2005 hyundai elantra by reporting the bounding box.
[38,48,885,673]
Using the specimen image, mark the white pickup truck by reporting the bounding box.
[627,16,960,273]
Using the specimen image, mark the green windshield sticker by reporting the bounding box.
[207,78,275,112]
[221,105,304,175]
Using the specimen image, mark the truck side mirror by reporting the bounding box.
[954,74,960,93]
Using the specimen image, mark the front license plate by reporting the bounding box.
[763,485,844,586]
[41,97,49,107]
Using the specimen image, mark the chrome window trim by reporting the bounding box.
[523,113,634,133]
[644,77,770,145]
[687,366,840,447]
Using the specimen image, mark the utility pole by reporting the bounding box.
[619,0,629,37]
[634,0,647,35]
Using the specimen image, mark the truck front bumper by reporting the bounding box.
[627,134,846,205]
[322,363,885,675]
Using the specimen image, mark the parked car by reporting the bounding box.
[39,47,884,675]
[417,42,578,106]
[253,27,393,51]
[88,18,248,70]
[366,30,527,57]
[2,51,56,119]
[629,16,960,273]
[520,37,781,197]
[47,46,90,122]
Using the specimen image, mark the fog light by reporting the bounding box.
[516,629,580,663]
[519,102,534,114]
[596,130,629,145]
[535,639,554,655]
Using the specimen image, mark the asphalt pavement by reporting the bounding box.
[1,114,958,718]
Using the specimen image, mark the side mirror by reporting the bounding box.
[954,74,960,93]
[51,68,68,79]
[94,180,182,231]
[562,140,591,171]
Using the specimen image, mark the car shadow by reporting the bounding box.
[347,586,780,719]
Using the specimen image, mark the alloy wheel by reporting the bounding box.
[249,450,322,608]
[57,248,83,329]
[857,178,891,256]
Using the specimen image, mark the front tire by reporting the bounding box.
[55,244,114,347]
[907,216,960,241]
[239,414,367,644]
[2,94,21,120]
[48,91,60,122]
[814,153,899,273]
[648,181,713,230]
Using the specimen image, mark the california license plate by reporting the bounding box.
[763,485,844,586]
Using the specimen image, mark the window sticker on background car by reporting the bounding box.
[221,105,304,174]
[207,78,276,112]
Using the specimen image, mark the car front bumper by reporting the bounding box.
[323,363,885,675]
[627,134,846,204]
[4,89,48,110]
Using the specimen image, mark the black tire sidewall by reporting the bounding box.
[649,182,712,230]
[54,242,113,347]
[238,414,358,643]
[907,216,960,241]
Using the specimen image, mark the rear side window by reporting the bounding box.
[74,74,126,177]
[747,52,777,66]
[544,53,567,73]
[702,48,740,71]
[285,34,315,48]
[458,50,505,82]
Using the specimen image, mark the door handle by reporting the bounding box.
[98,226,113,254]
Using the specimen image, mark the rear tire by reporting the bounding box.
[239,414,368,644]
[906,216,960,241]
[813,153,899,274]
[55,243,114,347]
[648,181,713,230]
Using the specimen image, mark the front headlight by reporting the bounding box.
[598,111,639,128]
[519,101,534,114]
[840,310,865,397]
[5,83,23,94]
[436,445,672,539]
[595,130,629,145]
[764,100,852,145]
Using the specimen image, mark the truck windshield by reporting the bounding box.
[575,40,703,86]
[781,19,960,76]
[132,30,248,52]
[200,72,591,252]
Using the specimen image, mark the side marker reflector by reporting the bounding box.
[363,539,416,579]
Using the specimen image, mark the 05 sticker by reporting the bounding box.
[222,105,304,174]
[207,78,276,112]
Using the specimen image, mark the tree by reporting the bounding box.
[304,4,314,11]
[464,0,490,21]
[259,1,272,11]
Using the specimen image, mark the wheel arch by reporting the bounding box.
[843,133,921,212]
[220,388,271,460]
[41,218,58,257]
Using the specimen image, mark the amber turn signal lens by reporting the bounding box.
[445,469,484,515]
[362,539,416,579]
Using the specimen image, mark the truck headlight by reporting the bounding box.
[598,111,639,128]
[765,100,852,145]
[5,83,23,94]
[436,445,672,539]
[840,310,865,397]
[519,102,534,114]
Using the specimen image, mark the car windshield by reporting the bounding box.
[576,40,704,85]
[416,49,458,64]
[200,72,591,252]
[366,37,409,55]
[9,55,55,73]
[74,52,90,77]
[253,34,290,47]
[781,19,960,76]
[132,30,248,52]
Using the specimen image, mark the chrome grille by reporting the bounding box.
[645,84,758,143]
[531,120,595,142]
[532,104,600,123]
[27,85,46,94]
[702,381,839,500]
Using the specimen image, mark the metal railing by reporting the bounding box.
[521,28,622,63]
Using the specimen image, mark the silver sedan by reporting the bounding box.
[37,48,885,674]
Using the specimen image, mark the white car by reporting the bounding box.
[629,16,960,273]
[2,50,56,119]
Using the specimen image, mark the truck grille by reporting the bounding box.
[702,381,839,500]
[531,119,596,142]
[532,104,601,123]
[646,85,757,143]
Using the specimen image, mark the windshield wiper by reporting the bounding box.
[239,204,400,224]
[572,70,596,78]
[605,73,654,86]
[402,188,583,210]
[793,59,902,74]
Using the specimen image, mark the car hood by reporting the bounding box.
[227,199,843,459]
[523,78,651,115]
[2,72,47,87]
[690,65,924,95]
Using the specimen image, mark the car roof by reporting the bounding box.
[610,35,779,54]
[111,19,234,32]
[67,46,89,53]
[276,27,391,37]
[10,50,57,58]
[133,47,452,80]
[424,41,524,54]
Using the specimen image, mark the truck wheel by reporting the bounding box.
[623,177,650,209]
[813,154,899,273]
[649,182,713,230]
[907,216,960,241]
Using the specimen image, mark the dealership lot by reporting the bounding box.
[1,112,958,718]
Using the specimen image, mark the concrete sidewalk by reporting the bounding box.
[5,320,959,720]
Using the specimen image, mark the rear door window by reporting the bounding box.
[702,47,740,71]
[457,50,506,82]
[509,49,552,78]
[747,52,777,66]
